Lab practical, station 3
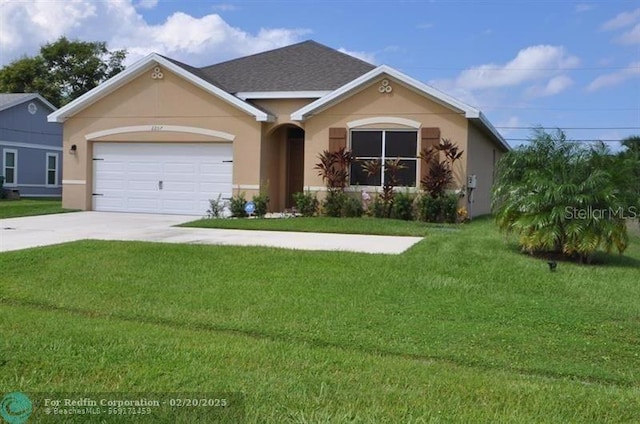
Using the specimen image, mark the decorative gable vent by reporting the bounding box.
[151,66,164,79]
[378,78,392,93]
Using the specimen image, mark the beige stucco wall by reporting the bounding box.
[61,68,505,216]
[252,98,312,133]
[302,76,470,190]
[61,66,261,210]
[466,122,503,216]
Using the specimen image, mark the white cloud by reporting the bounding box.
[428,45,578,107]
[601,8,640,45]
[618,23,640,44]
[587,62,640,91]
[601,8,640,30]
[495,116,522,137]
[136,0,158,10]
[598,57,615,66]
[338,47,376,64]
[425,81,480,108]
[0,0,310,67]
[502,116,521,127]
[575,4,594,13]
[211,4,238,12]
[382,45,403,53]
[0,0,98,57]
[453,45,579,91]
[526,75,574,98]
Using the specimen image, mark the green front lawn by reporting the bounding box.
[181,216,455,236]
[0,198,72,218]
[1,219,639,422]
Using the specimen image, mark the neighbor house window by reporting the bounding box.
[3,149,17,186]
[349,130,418,187]
[46,153,58,186]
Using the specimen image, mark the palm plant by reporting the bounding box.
[361,158,406,218]
[421,139,464,198]
[492,128,631,263]
[314,147,352,192]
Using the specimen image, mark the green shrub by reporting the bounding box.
[418,195,437,222]
[418,194,458,223]
[322,191,363,218]
[341,195,364,218]
[322,191,346,217]
[371,195,388,219]
[293,191,319,216]
[252,193,269,217]
[229,192,247,218]
[442,194,458,223]
[206,194,225,218]
[391,191,414,221]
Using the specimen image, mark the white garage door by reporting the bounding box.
[93,142,232,215]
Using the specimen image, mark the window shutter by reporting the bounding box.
[420,127,441,183]
[329,127,347,152]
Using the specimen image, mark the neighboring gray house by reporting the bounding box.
[0,93,62,197]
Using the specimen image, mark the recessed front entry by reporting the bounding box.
[285,127,305,209]
[92,142,232,215]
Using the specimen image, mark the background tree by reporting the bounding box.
[0,56,58,103]
[621,135,640,158]
[0,37,126,107]
[492,128,633,263]
[619,136,640,211]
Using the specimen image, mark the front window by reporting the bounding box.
[349,130,418,187]
[3,149,17,186]
[46,153,58,186]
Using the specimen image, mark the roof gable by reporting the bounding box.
[0,93,57,113]
[48,54,273,123]
[198,40,375,93]
[291,65,510,151]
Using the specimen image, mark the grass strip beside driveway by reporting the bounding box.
[180,216,454,237]
[0,198,74,218]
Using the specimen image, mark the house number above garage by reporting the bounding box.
[151,66,164,79]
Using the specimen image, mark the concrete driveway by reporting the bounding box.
[0,212,422,254]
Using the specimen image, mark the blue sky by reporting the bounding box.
[1,0,638,148]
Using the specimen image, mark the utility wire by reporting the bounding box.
[0,127,61,136]
[504,138,628,143]
[496,126,640,130]
[403,66,640,71]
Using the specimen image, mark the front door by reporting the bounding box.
[286,128,305,209]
